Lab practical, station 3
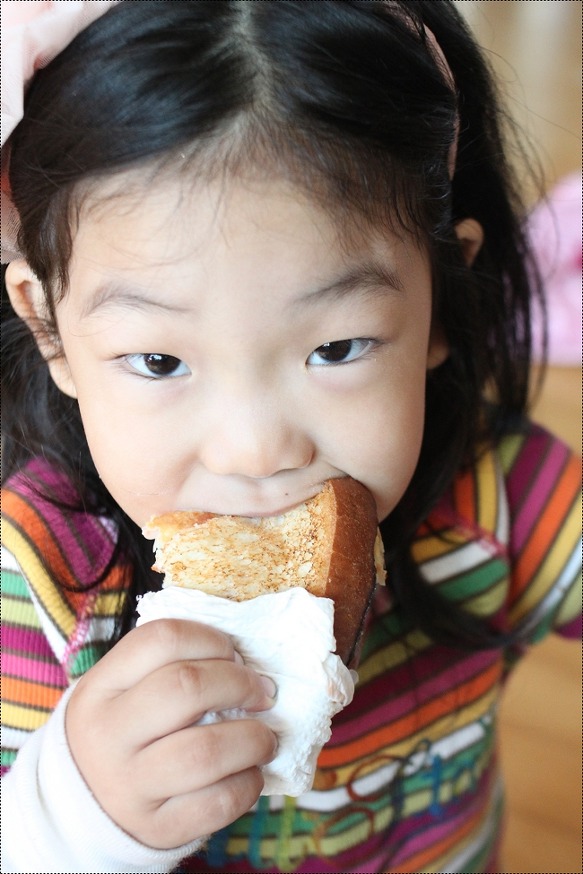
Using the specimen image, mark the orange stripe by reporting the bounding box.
[3,488,127,602]
[454,466,477,525]
[319,661,500,768]
[3,491,78,615]
[94,566,128,593]
[3,491,82,594]
[512,458,580,597]
[1,676,63,711]
[3,491,56,558]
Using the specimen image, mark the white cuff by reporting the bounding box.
[1,685,205,873]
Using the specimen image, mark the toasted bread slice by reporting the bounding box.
[143,478,384,665]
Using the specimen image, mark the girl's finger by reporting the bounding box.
[107,658,276,747]
[77,618,237,694]
[134,717,278,800]
[123,766,266,850]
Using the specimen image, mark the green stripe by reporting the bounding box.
[1,749,18,770]
[496,432,525,475]
[0,570,30,597]
[437,558,509,602]
[68,642,110,677]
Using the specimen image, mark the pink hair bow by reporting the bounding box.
[529,173,583,366]
[1,0,120,262]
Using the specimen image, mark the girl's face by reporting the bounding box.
[29,174,448,525]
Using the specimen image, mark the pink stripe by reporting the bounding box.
[511,439,567,552]
[9,461,117,585]
[558,614,582,640]
[1,650,66,687]
[389,770,496,868]
[1,624,57,658]
[329,649,498,746]
[504,427,549,518]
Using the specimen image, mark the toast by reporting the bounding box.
[143,477,385,666]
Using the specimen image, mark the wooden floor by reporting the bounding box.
[454,3,582,872]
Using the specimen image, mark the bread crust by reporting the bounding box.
[322,478,379,666]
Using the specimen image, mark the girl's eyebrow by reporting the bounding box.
[80,259,403,318]
[80,280,192,319]
[295,260,404,307]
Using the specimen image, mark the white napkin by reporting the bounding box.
[136,587,355,796]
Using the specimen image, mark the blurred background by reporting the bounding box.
[453,2,582,872]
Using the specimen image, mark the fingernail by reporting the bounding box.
[260,674,277,702]
[260,730,279,765]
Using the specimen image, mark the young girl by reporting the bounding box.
[1,2,580,872]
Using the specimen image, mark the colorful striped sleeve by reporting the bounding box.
[1,544,70,774]
[499,425,582,643]
[1,463,129,775]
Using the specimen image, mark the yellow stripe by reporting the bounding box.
[555,568,582,627]
[464,578,508,617]
[412,448,501,567]
[1,700,52,733]
[227,811,383,869]
[509,510,581,624]
[475,450,498,535]
[358,629,431,684]
[0,596,43,629]
[412,528,469,564]
[94,590,125,614]
[2,521,76,639]
[496,433,524,475]
[275,795,299,871]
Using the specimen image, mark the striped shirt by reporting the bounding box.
[1,423,581,873]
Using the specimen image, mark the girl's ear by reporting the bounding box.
[426,220,484,372]
[454,218,484,266]
[427,322,449,370]
[4,259,78,398]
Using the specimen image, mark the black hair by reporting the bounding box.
[2,0,544,647]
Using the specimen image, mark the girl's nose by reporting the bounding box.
[196,390,314,479]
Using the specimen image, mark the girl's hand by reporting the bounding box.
[65,619,277,849]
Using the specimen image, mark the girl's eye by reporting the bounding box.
[307,338,376,366]
[125,353,190,379]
